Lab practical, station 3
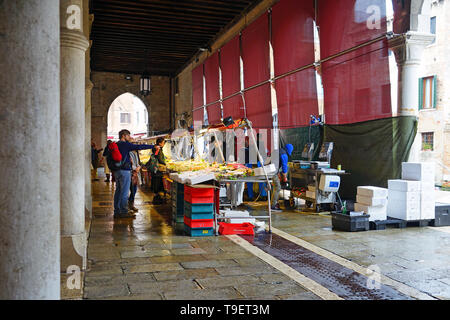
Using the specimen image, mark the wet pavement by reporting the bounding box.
[62,180,450,300]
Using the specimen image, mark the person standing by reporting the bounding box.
[271,144,294,212]
[150,137,166,204]
[114,130,154,218]
[103,140,113,182]
[91,141,103,181]
[128,149,141,212]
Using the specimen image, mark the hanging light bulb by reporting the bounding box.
[140,72,151,97]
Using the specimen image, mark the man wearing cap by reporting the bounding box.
[271,143,294,211]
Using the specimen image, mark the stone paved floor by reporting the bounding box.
[78,181,319,300]
[65,180,450,300]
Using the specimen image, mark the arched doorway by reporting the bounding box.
[107,93,149,141]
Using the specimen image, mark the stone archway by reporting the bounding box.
[90,71,171,149]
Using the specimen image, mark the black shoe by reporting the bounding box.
[271,204,282,212]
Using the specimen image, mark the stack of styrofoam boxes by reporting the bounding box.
[355,186,388,222]
[387,179,421,220]
[401,162,435,220]
[183,185,215,237]
[221,209,255,224]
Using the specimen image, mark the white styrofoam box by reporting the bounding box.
[319,175,341,192]
[420,190,436,220]
[225,217,256,224]
[219,186,227,197]
[357,186,388,198]
[307,185,316,192]
[253,164,277,176]
[387,190,421,221]
[306,190,315,199]
[401,162,435,182]
[388,190,420,203]
[185,173,216,185]
[388,179,421,192]
[356,195,387,207]
[421,180,435,192]
[354,203,387,222]
[220,209,250,218]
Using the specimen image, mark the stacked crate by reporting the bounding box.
[355,186,388,222]
[171,181,184,224]
[388,162,435,220]
[183,185,215,237]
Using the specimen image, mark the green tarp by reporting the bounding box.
[279,116,418,200]
[324,116,418,199]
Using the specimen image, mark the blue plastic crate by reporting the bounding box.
[184,224,214,237]
[184,201,214,220]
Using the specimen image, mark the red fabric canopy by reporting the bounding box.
[272,0,315,76]
[244,84,272,129]
[272,0,318,128]
[222,95,245,120]
[242,12,269,88]
[193,108,204,127]
[192,64,204,109]
[204,52,220,105]
[206,103,222,125]
[220,35,241,99]
[318,0,392,125]
[276,68,319,128]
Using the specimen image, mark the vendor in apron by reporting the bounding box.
[271,144,294,211]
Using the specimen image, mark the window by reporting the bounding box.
[422,132,434,151]
[430,16,436,43]
[120,112,131,124]
[419,76,437,110]
[136,111,139,124]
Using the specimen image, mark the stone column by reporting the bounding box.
[0,0,60,299]
[60,0,90,272]
[388,31,435,162]
[85,79,94,217]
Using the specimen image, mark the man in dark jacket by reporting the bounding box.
[114,130,154,218]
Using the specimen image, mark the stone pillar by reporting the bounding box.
[85,79,94,217]
[388,32,435,162]
[0,0,60,299]
[60,0,90,272]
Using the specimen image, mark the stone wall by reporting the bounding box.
[91,71,170,148]
[418,0,450,182]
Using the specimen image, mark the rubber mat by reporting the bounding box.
[240,232,413,300]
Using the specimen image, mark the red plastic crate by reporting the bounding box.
[184,216,214,229]
[218,222,255,235]
[184,185,214,204]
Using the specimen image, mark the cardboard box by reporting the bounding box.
[388,180,421,192]
[307,185,316,192]
[356,195,387,207]
[401,162,435,182]
[357,186,388,198]
[306,190,315,199]
[354,203,387,222]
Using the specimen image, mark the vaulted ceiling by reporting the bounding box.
[90,0,263,77]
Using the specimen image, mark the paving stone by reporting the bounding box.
[215,265,278,276]
[120,249,171,259]
[181,259,239,269]
[149,254,205,264]
[258,273,295,284]
[154,268,219,281]
[234,282,306,298]
[127,263,183,273]
[163,287,242,300]
[85,273,156,287]
[84,284,129,299]
[86,265,124,277]
[129,279,200,295]
[277,291,322,300]
[170,248,208,255]
[233,257,267,267]
[100,293,163,300]
[195,275,261,289]
[200,252,253,261]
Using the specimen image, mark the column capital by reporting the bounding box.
[388,31,435,66]
[60,29,89,51]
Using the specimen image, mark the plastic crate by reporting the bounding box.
[184,201,214,220]
[184,185,214,204]
[331,212,369,232]
[218,222,255,235]
[184,225,214,237]
[433,203,450,227]
[184,216,214,229]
